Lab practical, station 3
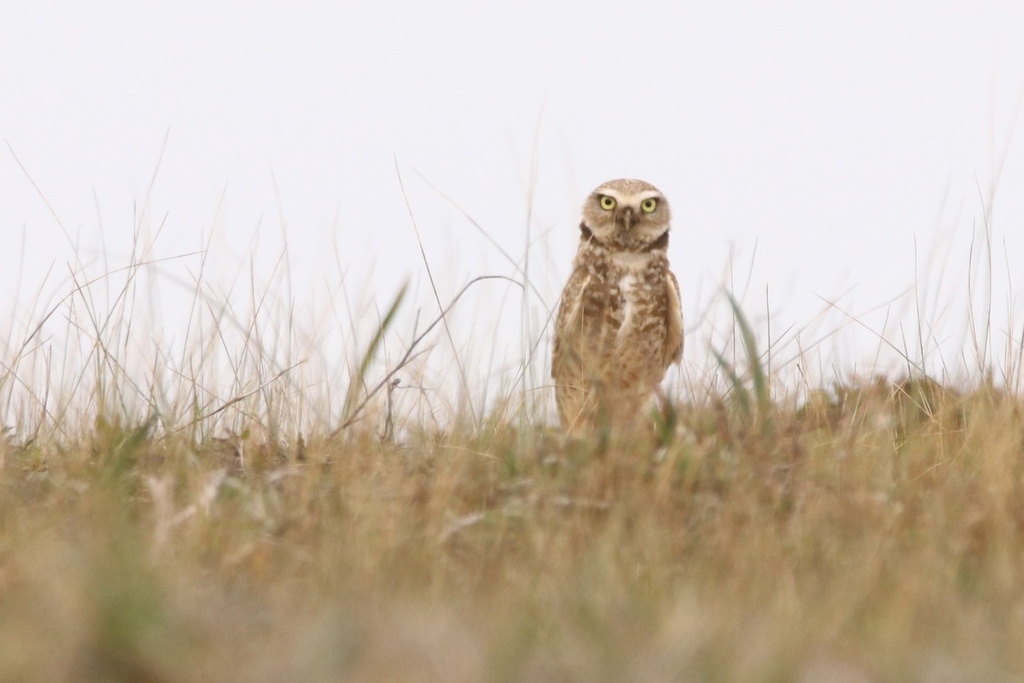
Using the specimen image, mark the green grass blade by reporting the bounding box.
[342,283,408,423]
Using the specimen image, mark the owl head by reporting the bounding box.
[580,178,672,251]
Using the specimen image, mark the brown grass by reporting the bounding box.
[2,375,1024,681]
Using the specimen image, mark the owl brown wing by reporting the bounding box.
[551,266,590,381]
[663,270,684,367]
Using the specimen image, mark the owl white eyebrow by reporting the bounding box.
[594,190,662,203]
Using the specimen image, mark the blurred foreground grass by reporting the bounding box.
[2,377,1024,682]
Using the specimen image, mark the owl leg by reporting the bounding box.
[556,379,599,434]
[582,378,629,434]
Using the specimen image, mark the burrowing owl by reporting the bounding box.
[551,178,683,433]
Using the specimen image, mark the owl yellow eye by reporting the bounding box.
[641,198,658,213]
[599,195,616,211]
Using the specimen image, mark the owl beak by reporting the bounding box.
[619,207,635,232]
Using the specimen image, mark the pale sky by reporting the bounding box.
[3,1,1024,423]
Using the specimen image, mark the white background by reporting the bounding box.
[3,1,1024,423]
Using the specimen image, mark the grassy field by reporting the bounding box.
[4,373,1024,681]
[2,227,1024,681]
[6,356,1024,679]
